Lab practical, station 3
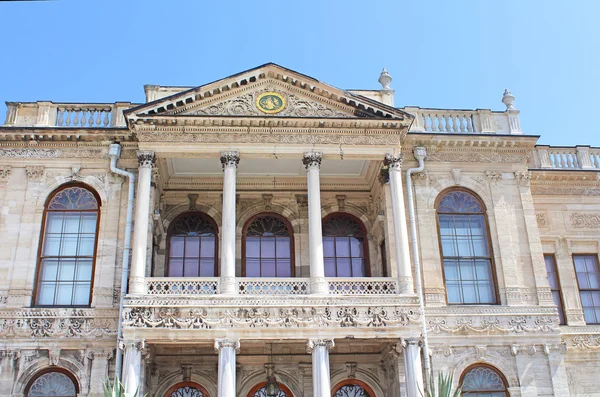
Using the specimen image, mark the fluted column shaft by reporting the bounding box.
[130,151,155,294]
[220,151,239,294]
[121,340,145,395]
[215,339,239,397]
[308,339,334,397]
[385,153,414,294]
[303,152,328,294]
[402,338,424,397]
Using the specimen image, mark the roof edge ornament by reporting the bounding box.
[379,68,393,91]
[502,88,516,110]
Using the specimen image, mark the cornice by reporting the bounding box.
[0,127,133,142]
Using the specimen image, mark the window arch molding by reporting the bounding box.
[246,381,295,397]
[164,381,211,397]
[435,187,499,305]
[33,183,101,307]
[459,363,509,396]
[242,212,295,277]
[331,379,376,397]
[322,212,371,277]
[24,367,79,397]
[165,211,219,277]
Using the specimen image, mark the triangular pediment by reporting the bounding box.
[125,63,413,122]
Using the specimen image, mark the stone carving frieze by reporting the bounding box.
[122,305,420,330]
[536,212,548,228]
[188,90,351,118]
[0,148,108,159]
[570,212,600,228]
[532,186,600,196]
[427,315,558,335]
[425,149,529,164]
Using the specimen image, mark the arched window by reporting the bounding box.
[34,185,100,307]
[26,369,78,397]
[436,189,497,304]
[247,382,294,397]
[332,380,375,397]
[164,382,210,397]
[243,213,294,277]
[460,365,508,396]
[166,213,218,277]
[322,213,369,277]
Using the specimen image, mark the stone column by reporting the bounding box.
[303,152,328,295]
[130,151,155,294]
[384,153,414,294]
[402,339,424,397]
[220,151,240,294]
[215,339,239,397]
[121,340,145,396]
[307,339,334,397]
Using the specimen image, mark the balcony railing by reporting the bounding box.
[531,146,600,170]
[143,277,401,296]
[3,101,132,128]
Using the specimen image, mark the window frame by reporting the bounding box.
[435,187,499,305]
[165,212,219,278]
[544,253,566,325]
[242,212,295,277]
[459,363,509,396]
[32,183,101,308]
[322,212,371,278]
[164,381,211,397]
[331,379,376,397]
[247,381,294,397]
[573,253,600,325]
[25,368,79,397]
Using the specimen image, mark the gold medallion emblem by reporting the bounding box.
[256,92,286,114]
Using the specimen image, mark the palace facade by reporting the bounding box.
[0,63,599,397]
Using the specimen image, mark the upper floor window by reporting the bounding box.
[544,254,566,324]
[460,365,508,396]
[574,254,600,324]
[34,185,100,307]
[166,213,218,277]
[323,213,369,277]
[247,382,293,397]
[332,380,375,397]
[165,382,210,397]
[243,214,294,277]
[26,369,78,397]
[436,189,497,304]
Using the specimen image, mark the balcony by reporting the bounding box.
[531,146,600,170]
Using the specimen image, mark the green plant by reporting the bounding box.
[102,378,142,397]
[421,372,462,397]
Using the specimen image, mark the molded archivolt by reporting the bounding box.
[154,370,218,397]
[236,202,300,235]
[38,175,109,209]
[425,178,493,213]
[330,368,384,397]
[450,350,519,390]
[15,357,86,395]
[238,368,302,397]
[163,203,223,232]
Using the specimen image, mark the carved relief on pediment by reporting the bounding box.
[185,87,353,118]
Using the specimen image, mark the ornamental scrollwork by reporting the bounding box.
[302,152,322,170]
[427,315,558,335]
[570,213,600,228]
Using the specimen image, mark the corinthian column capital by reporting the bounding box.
[137,151,155,168]
[303,152,322,170]
[384,153,404,170]
[307,338,335,353]
[220,151,240,169]
[214,338,240,353]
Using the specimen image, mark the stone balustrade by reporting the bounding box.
[238,278,309,295]
[403,107,522,134]
[146,277,220,295]
[328,277,399,295]
[2,101,132,128]
[531,145,600,170]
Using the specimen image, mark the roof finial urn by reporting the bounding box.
[502,89,516,110]
[379,68,393,91]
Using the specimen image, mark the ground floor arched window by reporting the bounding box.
[332,380,375,397]
[26,369,78,397]
[164,382,210,397]
[460,365,508,396]
[247,382,294,397]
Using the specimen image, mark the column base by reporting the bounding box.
[129,276,146,295]
[398,276,414,294]
[310,277,329,295]
[220,276,238,295]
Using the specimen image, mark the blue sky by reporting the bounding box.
[0,0,598,146]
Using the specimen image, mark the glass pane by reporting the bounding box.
[41,260,59,281]
[589,273,600,289]
[276,238,291,258]
[80,213,97,233]
[454,218,470,235]
[55,283,74,305]
[472,236,489,256]
[438,191,483,213]
[199,258,215,277]
[350,237,363,257]
[462,283,478,303]
[461,366,507,391]
[246,237,261,258]
[200,236,215,257]
[246,258,260,277]
[78,236,96,256]
[583,307,596,323]
[76,260,93,281]
[459,260,475,280]
[581,291,593,306]
[592,291,600,307]
[169,259,184,277]
[440,237,457,257]
[323,237,335,257]
[336,238,350,257]
[577,273,590,289]
[324,258,336,277]
[444,260,459,280]
[170,237,185,257]
[276,259,291,277]
[447,283,461,303]
[183,259,199,277]
[48,186,98,210]
[185,237,200,257]
[438,215,453,232]
[456,237,473,257]
[46,213,64,233]
[43,236,61,256]
[337,258,351,277]
[72,283,91,305]
[60,236,78,256]
[58,261,76,281]
[478,283,495,303]
[27,371,77,396]
[352,258,365,277]
[586,256,599,273]
[261,259,276,277]
[261,238,275,258]
[63,213,81,233]
[37,282,56,305]
[574,256,587,272]
[546,273,558,289]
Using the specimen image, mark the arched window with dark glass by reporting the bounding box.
[164,382,210,397]
[243,213,294,277]
[460,365,508,396]
[26,369,78,397]
[436,189,497,304]
[166,213,218,277]
[34,184,100,307]
[332,380,375,397]
[322,213,369,277]
[247,382,294,397]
